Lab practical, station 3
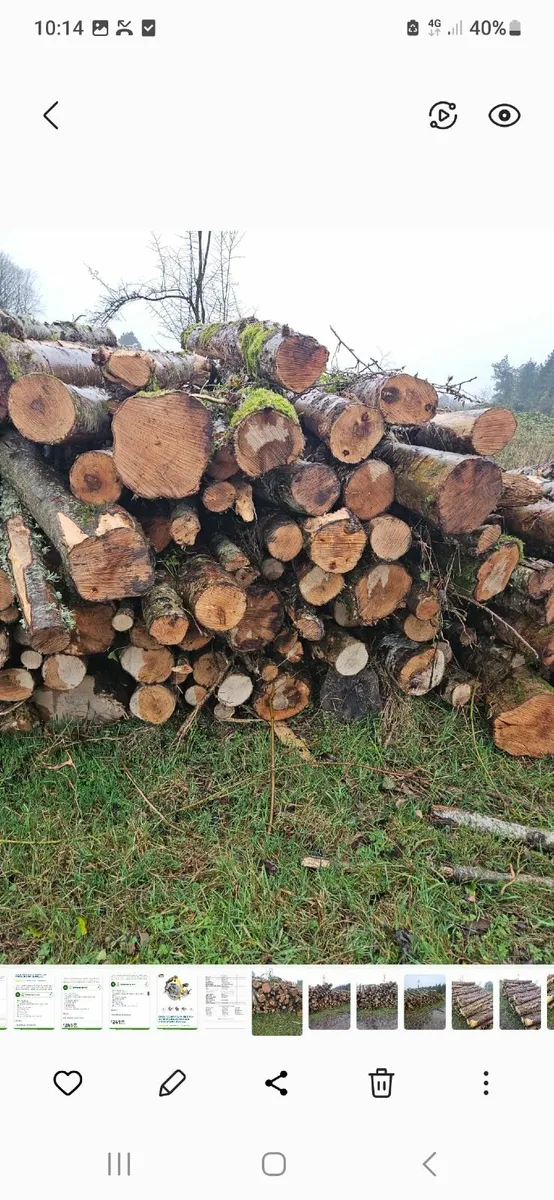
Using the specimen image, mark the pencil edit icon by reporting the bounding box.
[159,1069,186,1097]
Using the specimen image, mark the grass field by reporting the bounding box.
[1,695,554,966]
[252,1011,302,1036]
[496,411,554,469]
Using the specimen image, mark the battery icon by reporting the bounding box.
[509,20,521,35]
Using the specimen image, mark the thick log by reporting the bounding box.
[169,501,201,548]
[0,566,14,609]
[112,601,135,632]
[499,471,545,509]
[0,337,104,419]
[120,644,174,683]
[142,575,189,645]
[201,479,237,513]
[112,390,213,498]
[406,582,441,620]
[229,391,305,477]
[65,602,115,655]
[179,554,247,632]
[0,310,117,346]
[338,458,395,521]
[92,345,210,392]
[302,508,366,573]
[255,460,340,516]
[312,627,369,676]
[0,433,155,601]
[398,407,516,455]
[381,634,446,695]
[346,373,438,425]
[41,654,87,691]
[34,670,129,724]
[376,440,502,534]
[8,375,111,445]
[0,667,34,700]
[192,649,228,688]
[69,449,122,505]
[182,318,328,393]
[440,669,477,708]
[364,515,412,561]
[320,665,382,722]
[440,539,521,603]
[211,534,259,586]
[205,415,239,481]
[217,672,254,707]
[3,500,71,652]
[293,388,384,462]
[490,609,554,670]
[225,582,283,651]
[253,671,311,720]
[334,561,412,625]
[431,804,554,849]
[503,502,554,550]
[129,683,177,725]
[259,511,303,562]
[485,665,554,756]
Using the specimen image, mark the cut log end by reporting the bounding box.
[112,390,213,499]
[304,508,366,573]
[253,673,311,721]
[217,672,254,707]
[275,337,328,393]
[69,450,122,505]
[0,668,35,701]
[342,459,395,521]
[465,407,517,455]
[366,515,412,561]
[129,683,176,725]
[233,410,305,478]
[41,654,87,692]
[475,542,521,602]
[329,404,384,463]
[493,693,554,758]
[439,457,503,534]
[8,374,106,444]
[68,521,155,602]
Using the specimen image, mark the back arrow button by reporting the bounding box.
[43,102,59,129]
[423,1151,437,1177]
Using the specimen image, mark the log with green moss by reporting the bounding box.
[142,572,190,646]
[375,439,502,534]
[464,639,554,757]
[1,489,71,653]
[0,431,155,602]
[112,389,213,498]
[435,538,521,603]
[0,336,104,420]
[92,345,210,392]
[255,459,340,516]
[182,317,328,393]
[346,373,438,425]
[293,387,384,462]
[228,389,305,478]
[0,310,117,346]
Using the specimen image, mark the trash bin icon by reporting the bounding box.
[369,1067,394,1098]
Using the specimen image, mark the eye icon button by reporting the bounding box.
[489,104,521,127]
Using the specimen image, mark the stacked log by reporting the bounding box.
[501,980,541,1029]
[357,982,397,1009]
[0,307,552,754]
[308,983,350,1012]
[404,985,446,1009]
[252,976,303,1013]
[452,982,493,1029]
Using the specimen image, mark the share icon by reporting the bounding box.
[265,1070,288,1095]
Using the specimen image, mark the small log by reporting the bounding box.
[182,318,328,393]
[179,617,212,652]
[93,345,210,392]
[120,644,174,683]
[255,460,340,516]
[284,596,325,642]
[440,539,521,603]
[20,649,43,670]
[338,458,395,521]
[202,479,236,513]
[430,804,554,849]
[142,574,189,645]
[334,561,412,625]
[364,515,412,561]
[112,601,135,632]
[346,373,438,425]
[253,671,311,721]
[225,583,283,651]
[273,628,304,663]
[8,375,111,444]
[293,388,384,462]
[440,863,554,891]
[0,667,34,700]
[213,702,237,721]
[171,654,193,685]
[320,665,382,722]
[0,567,14,610]
[133,502,173,553]
[259,511,303,562]
[0,432,155,601]
[376,440,502,534]
[217,672,254,707]
[0,311,116,346]
[129,618,158,650]
[303,508,366,573]
[440,669,477,708]
[400,612,440,642]
[34,670,129,724]
[0,626,9,667]
[211,534,259,586]
[0,337,104,420]
[381,634,446,695]
[65,602,115,655]
[499,471,546,509]
[490,609,554,670]
[69,449,122,505]
[206,415,239,480]
[179,555,247,632]
[312,627,369,676]
[406,583,441,620]
[503,501,554,550]
[41,654,87,691]
[112,390,213,498]
[295,557,345,606]
[192,649,228,688]
[498,575,554,627]
[511,558,554,600]
[129,683,177,725]
[398,407,516,456]
[233,478,256,522]
[3,499,71,652]
[261,557,285,580]
[184,683,208,706]
[440,524,503,557]
[169,501,201,548]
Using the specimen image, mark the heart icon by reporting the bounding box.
[53,1070,83,1096]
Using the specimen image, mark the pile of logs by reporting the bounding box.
[452,981,493,1029]
[404,985,446,1010]
[501,980,541,1029]
[357,982,397,1010]
[308,983,350,1012]
[548,976,554,1009]
[1,306,554,756]
[251,976,303,1013]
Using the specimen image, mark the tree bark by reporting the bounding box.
[3,502,71,652]
[498,571,554,626]
[64,602,115,655]
[499,471,546,509]
[41,654,87,691]
[259,511,303,561]
[8,376,111,445]
[489,607,554,669]
[0,310,117,346]
[320,665,382,722]
[233,478,256,522]
[192,648,228,687]
[182,318,328,393]
[375,439,502,533]
[201,479,237,512]
[430,804,554,848]
[406,583,441,620]
[283,593,325,641]
[34,670,129,724]
[253,671,311,720]
[312,627,369,676]
[438,539,521,603]
[0,565,14,609]
[169,501,201,548]
[381,634,446,695]
[142,574,189,645]
[334,560,412,625]
[338,458,395,521]
[210,534,259,586]
[129,683,177,724]
[0,626,9,668]
[0,337,104,419]
[437,523,502,557]
[346,373,438,425]
[293,388,384,461]
[364,515,412,561]
[112,601,135,632]
[92,345,210,392]
[112,390,213,498]
[225,582,283,651]
[205,414,239,480]
[69,449,122,504]
[178,554,247,632]
[397,407,516,455]
[255,460,340,516]
[0,432,155,601]
[120,644,174,683]
[441,862,554,890]
[502,501,554,550]
[230,392,305,477]
[302,508,366,573]
[0,667,34,700]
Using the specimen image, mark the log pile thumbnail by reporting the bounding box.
[452,981,493,1029]
[308,983,350,1012]
[404,985,446,1009]
[0,308,553,756]
[357,982,397,1010]
[252,976,303,1013]
[501,979,541,1029]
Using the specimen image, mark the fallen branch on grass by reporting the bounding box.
[431,804,554,849]
[439,862,554,890]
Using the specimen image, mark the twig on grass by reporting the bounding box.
[439,862,554,891]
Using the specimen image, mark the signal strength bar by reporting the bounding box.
[448,20,463,35]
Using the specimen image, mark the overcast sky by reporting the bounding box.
[405,975,445,989]
[3,229,554,391]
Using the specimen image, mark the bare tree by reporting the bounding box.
[0,251,41,315]
[89,231,243,342]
